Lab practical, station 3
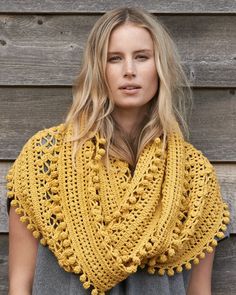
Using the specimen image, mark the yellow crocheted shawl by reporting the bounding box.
[6,123,230,295]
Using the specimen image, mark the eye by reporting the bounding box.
[136,55,148,60]
[108,56,121,62]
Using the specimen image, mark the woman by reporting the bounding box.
[6,6,230,295]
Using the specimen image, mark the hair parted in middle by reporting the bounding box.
[64,6,193,169]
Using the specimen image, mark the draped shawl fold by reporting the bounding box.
[6,123,230,295]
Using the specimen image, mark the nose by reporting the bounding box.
[123,58,136,77]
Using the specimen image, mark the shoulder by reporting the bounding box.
[26,123,66,146]
[11,123,68,171]
[182,138,213,171]
[19,123,67,154]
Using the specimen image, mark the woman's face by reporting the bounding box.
[105,23,158,114]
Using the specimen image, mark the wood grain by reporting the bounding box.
[0,1,235,13]
[0,15,235,86]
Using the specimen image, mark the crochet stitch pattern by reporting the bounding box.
[6,123,230,295]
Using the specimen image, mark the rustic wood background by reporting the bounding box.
[0,1,235,294]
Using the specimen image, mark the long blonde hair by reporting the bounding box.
[64,6,193,168]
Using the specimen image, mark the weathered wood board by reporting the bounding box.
[0,1,235,13]
[0,15,235,86]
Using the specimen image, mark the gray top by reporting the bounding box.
[32,243,192,295]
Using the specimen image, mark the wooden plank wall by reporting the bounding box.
[0,1,235,294]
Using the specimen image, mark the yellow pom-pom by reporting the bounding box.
[159,254,167,262]
[172,239,182,249]
[223,211,230,217]
[147,266,155,274]
[150,236,157,243]
[199,252,205,259]
[148,257,156,267]
[95,154,102,161]
[51,195,60,202]
[153,158,161,165]
[145,173,153,181]
[136,187,144,195]
[113,210,121,218]
[116,256,122,264]
[104,215,112,223]
[59,231,68,240]
[64,248,73,257]
[216,231,225,239]
[27,223,34,231]
[126,265,137,273]
[51,187,58,193]
[6,174,13,181]
[206,246,213,253]
[93,176,99,183]
[74,265,81,274]
[11,199,18,207]
[83,281,90,289]
[129,196,137,204]
[168,248,175,257]
[98,148,105,156]
[20,216,27,223]
[142,179,149,186]
[91,289,99,295]
[193,258,199,265]
[167,269,174,276]
[7,191,14,198]
[59,222,67,230]
[51,171,59,178]
[99,138,106,145]
[7,183,13,190]
[220,224,227,231]
[33,230,40,239]
[211,239,218,247]
[154,137,161,144]
[158,268,165,276]
[15,207,22,214]
[173,227,181,234]
[80,273,87,283]
[51,179,59,187]
[57,213,64,220]
[52,205,61,213]
[223,217,230,224]
[145,242,152,251]
[40,238,47,246]
[132,256,141,265]
[150,165,158,173]
[139,248,147,256]
[185,262,192,270]
[223,203,229,210]
[69,256,76,264]
[176,266,183,273]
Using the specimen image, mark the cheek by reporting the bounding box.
[106,67,118,89]
[144,67,158,91]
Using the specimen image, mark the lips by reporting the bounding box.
[119,83,141,90]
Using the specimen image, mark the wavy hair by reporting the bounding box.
[64,6,193,169]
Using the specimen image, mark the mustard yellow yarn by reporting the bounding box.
[6,123,230,295]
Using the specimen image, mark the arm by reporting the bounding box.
[187,249,215,295]
[8,206,38,295]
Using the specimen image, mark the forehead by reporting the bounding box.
[108,23,154,51]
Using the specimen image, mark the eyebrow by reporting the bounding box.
[107,49,152,54]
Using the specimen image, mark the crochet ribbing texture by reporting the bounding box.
[6,123,230,295]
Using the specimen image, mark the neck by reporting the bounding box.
[112,107,147,135]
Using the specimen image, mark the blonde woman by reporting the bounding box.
[7,7,230,295]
